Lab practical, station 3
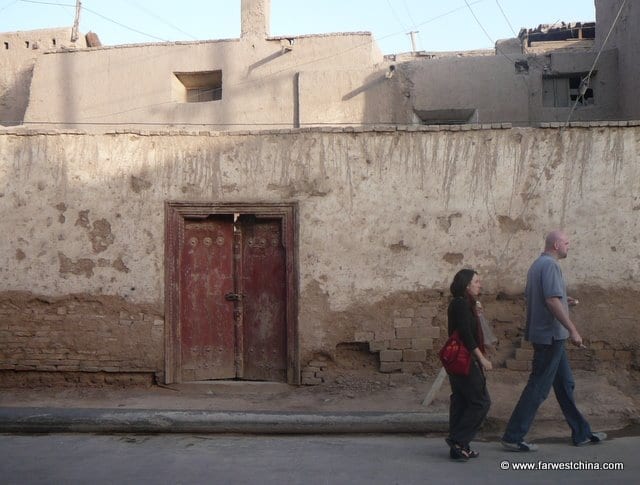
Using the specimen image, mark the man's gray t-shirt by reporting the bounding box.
[524,253,570,344]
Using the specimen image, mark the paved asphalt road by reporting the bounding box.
[1,433,638,484]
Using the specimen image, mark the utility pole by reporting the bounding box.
[407,31,419,52]
[71,0,82,42]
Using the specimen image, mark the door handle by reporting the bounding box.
[225,292,243,301]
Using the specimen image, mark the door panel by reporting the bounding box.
[174,209,290,383]
[180,216,235,380]
[239,216,287,381]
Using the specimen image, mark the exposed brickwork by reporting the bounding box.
[351,304,442,375]
[505,339,637,372]
[83,119,640,135]
[352,292,639,377]
[0,370,154,388]
[0,123,517,139]
[301,356,328,385]
[0,291,163,376]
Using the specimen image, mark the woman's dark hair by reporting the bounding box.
[450,269,478,297]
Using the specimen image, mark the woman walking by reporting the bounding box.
[445,269,492,461]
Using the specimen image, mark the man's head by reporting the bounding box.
[544,230,570,259]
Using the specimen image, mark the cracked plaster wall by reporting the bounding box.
[0,126,639,374]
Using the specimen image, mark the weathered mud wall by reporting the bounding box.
[0,28,82,127]
[0,125,639,379]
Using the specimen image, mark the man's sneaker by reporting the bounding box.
[501,440,539,452]
[576,432,607,446]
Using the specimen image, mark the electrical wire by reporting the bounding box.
[4,0,593,127]
[385,0,409,33]
[493,0,629,277]
[385,0,422,51]
[402,0,419,28]
[81,2,169,42]
[127,0,199,41]
[463,1,594,76]
[495,0,517,37]
[463,0,514,62]
[402,0,422,50]
[18,0,171,42]
[59,3,497,123]
[462,0,534,111]
[564,0,627,127]
[17,0,69,6]
[414,0,484,29]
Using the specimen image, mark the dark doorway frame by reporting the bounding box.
[164,201,299,384]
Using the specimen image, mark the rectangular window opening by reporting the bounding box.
[542,73,594,108]
[413,108,476,125]
[173,70,222,103]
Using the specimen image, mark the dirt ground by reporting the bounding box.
[1,360,638,440]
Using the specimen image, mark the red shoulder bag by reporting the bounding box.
[438,330,471,376]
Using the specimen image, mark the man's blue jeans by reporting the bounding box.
[502,339,592,445]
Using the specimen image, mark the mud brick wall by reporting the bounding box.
[1,126,640,383]
[506,339,639,372]
[0,292,163,375]
[495,291,640,373]
[357,305,442,374]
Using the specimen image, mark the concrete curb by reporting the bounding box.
[0,407,449,434]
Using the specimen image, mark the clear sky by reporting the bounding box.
[1,0,596,54]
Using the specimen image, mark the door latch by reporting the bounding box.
[225,292,242,301]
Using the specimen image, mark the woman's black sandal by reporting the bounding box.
[446,438,470,461]
[464,446,479,458]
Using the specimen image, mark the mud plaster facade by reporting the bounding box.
[1,124,639,384]
[0,28,85,127]
[3,1,640,132]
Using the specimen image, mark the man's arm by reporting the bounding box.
[545,297,583,347]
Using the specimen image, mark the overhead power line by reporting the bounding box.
[564,0,627,127]
[494,0,629,273]
[5,0,592,127]
[385,0,409,33]
[495,0,517,37]
[127,0,198,41]
[18,0,170,42]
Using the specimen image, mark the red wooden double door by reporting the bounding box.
[166,204,295,383]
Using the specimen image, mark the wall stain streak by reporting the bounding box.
[441,134,457,208]
[510,131,529,215]
[607,129,625,185]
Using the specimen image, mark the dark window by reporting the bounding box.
[173,70,222,103]
[542,74,594,107]
[515,60,529,74]
[413,109,476,125]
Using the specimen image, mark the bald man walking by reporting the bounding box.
[501,230,606,451]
